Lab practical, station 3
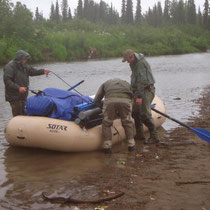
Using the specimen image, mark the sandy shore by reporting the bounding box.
[42,86,210,209]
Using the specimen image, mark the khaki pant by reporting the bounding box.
[102,98,135,149]
[9,100,25,117]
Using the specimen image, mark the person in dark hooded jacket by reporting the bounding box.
[3,50,51,117]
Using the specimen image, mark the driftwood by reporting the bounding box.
[42,191,124,204]
[176,181,210,186]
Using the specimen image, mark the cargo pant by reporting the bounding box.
[132,85,158,139]
[102,98,135,149]
[9,100,25,117]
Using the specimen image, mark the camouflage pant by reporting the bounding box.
[102,98,135,149]
[9,100,25,117]
[132,86,158,139]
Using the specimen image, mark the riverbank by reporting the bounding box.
[54,86,210,209]
[1,23,210,65]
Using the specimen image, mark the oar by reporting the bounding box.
[151,107,210,143]
[51,71,83,95]
[28,80,84,96]
[67,80,84,92]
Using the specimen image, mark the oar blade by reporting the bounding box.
[190,127,210,143]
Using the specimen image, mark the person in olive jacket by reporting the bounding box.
[3,50,51,117]
[122,49,159,144]
[94,78,135,154]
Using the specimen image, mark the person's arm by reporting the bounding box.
[93,84,105,109]
[27,65,50,76]
[135,61,148,105]
[44,69,51,75]
[3,66,20,91]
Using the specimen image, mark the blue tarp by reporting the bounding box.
[25,88,93,121]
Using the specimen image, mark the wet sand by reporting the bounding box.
[46,86,210,209]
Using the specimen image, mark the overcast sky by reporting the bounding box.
[10,0,204,18]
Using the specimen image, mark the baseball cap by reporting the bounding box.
[122,49,134,62]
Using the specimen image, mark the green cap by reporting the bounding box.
[122,49,134,62]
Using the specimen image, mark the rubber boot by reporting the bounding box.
[143,119,159,144]
[135,124,146,141]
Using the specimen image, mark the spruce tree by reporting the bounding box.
[135,0,141,24]
[61,0,68,21]
[55,0,60,23]
[77,0,83,19]
[177,0,185,24]
[164,0,171,22]
[121,0,126,23]
[35,7,43,23]
[126,0,133,24]
[197,6,202,26]
[68,7,72,20]
[157,1,163,26]
[83,0,89,19]
[187,0,196,24]
[50,3,55,21]
[203,0,209,28]
[99,0,106,21]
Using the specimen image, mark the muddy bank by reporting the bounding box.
[44,86,210,210]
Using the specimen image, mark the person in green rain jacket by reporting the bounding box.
[122,49,159,144]
[3,50,51,117]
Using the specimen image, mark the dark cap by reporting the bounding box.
[122,49,134,62]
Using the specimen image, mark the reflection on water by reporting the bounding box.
[4,147,103,182]
[1,146,106,209]
[0,52,210,209]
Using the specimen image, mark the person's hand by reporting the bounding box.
[136,98,142,106]
[19,87,27,93]
[44,69,51,75]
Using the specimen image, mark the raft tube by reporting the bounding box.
[4,95,166,152]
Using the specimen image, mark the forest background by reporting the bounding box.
[0,0,210,65]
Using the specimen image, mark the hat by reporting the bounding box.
[122,49,134,62]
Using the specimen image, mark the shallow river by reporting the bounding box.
[0,52,210,209]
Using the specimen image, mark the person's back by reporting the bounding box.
[94,78,135,154]
[94,78,133,108]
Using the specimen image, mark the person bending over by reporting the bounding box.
[94,78,135,154]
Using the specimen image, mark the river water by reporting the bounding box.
[0,52,209,209]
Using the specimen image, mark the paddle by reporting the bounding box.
[151,107,210,143]
[67,80,84,92]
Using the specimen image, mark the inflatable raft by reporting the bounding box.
[4,94,166,152]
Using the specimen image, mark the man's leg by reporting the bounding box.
[117,99,135,151]
[9,100,25,117]
[132,102,146,141]
[142,88,159,144]
[102,99,116,153]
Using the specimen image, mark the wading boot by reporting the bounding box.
[143,119,159,144]
[135,126,146,141]
[134,134,146,141]
[128,145,135,152]
[103,148,112,154]
[144,137,159,144]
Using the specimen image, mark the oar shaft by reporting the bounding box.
[51,71,83,95]
[51,71,72,88]
[152,107,210,143]
[67,80,84,91]
[151,107,190,129]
